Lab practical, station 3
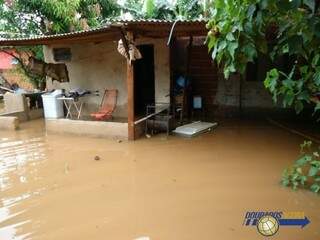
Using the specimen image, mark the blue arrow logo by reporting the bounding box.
[279,217,310,228]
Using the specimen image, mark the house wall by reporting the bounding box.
[169,37,288,117]
[46,119,128,140]
[43,38,170,119]
[44,41,127,118]
[136,38,170,104]
[214,73,283,116]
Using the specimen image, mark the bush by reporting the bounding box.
[282,141,320,194]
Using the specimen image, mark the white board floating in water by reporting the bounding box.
[173,121,218,137]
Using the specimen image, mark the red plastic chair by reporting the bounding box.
[91,89,118,121]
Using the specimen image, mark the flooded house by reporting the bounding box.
[0,20,284,140]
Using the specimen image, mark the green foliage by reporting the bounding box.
[143,0,156,18]
[207,0,320,114]
[0,0,120,36]
[120,0,209,20]
[282,141,320,194]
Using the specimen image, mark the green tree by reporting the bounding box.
[0,0,120,36]
[206,0,320,114]
[207,0,320,194]
[120,0,209,20]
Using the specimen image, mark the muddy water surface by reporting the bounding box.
[0,119,319,240]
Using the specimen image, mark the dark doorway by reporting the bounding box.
[134,44,155,117]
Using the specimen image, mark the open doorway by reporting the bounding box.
[134,44,155,117]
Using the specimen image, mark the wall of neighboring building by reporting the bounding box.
[214,73,283,116]
[0,50,34,91]
[44,38,171,119]
[0,51,14,69]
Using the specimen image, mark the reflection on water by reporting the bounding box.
[0,137,46,190]
[0,135,46,240]
[0,221,32,240]
[0,119,319,240]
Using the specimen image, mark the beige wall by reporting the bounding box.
[46,119,128,140]
[136,38,171,104]
[43,38,171,119]
[44,41,127,118]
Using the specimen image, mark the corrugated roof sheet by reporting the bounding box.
[0,25,116,42]
[116,19,206,23]
[0,19,207,46]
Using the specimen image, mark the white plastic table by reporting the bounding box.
[57,97,84,119]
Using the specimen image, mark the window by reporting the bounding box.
[53,48,72,62]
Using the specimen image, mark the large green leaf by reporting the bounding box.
[310,183,320,193]
[314,70,320,86]
[308,166,319,177]
[227,41,238,60]
[264,69,279,92]
[295,101,304,113]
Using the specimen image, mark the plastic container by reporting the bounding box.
[41,90,64,119]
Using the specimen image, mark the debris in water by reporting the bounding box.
[94,156,100,161]
[173,121,218,137]
[64,162,70,174]
[134,237,150,240]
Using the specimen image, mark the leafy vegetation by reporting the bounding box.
[118,0,209,20]
[206,1,320,194]
[206,0,320,114]
[0,0,120,36]
[282,141,320,194]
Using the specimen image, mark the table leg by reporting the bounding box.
[77,102,83,119]
[63,100,73,119]
[73,101,82,120]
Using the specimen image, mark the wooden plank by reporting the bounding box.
[126,31,135,140]
[134,105,169,125]
[119,28,130,60]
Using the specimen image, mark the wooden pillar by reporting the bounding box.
[126,32,135,140]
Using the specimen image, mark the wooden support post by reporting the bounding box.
[119,27,130,61]
[126,31,135,140]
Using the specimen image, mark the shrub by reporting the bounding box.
[282,141,320,194]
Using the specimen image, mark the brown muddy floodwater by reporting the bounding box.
[0,119,319,240]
